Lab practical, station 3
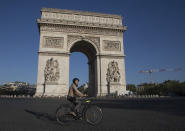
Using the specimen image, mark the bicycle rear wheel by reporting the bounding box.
[56,105,71,125]
[83,105,103,125]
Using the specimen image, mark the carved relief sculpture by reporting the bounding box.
[106,61,121,83]
[44,58,60,83]
[103,40,121,51]
[43,37,64,48]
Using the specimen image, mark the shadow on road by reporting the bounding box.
[24,109,57,122]
[24,109,77,126]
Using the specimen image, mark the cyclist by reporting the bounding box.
[67,78,87,116]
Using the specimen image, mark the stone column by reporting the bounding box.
[96,55,103,96]
[88,59,96,96]
[99,57,126,96]
[35,54,70,97]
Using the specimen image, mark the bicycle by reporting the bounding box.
[55,97,103,125]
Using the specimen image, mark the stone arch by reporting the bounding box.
[36,8,127,97]
[67,37,100,55]
[68,39,98,96]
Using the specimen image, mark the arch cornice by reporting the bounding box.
[38,23,124,36]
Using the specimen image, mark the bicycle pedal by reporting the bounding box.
[74,115,82,120]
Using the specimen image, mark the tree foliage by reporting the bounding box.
[127,80,185,96]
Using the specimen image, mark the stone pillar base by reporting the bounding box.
[108,82,126,95]
[35,84,68,97]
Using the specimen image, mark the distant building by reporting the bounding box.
[3,81,29,91]
[0,81,36,96]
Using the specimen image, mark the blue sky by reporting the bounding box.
[0,0,185,85]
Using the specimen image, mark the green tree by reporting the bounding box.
[126,84,136,92]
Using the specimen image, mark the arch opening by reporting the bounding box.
[69,40,98,96]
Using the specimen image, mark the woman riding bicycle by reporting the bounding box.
[56,78,102,125]
[67,78,87,116]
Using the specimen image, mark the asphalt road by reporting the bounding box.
[0,97,185,131]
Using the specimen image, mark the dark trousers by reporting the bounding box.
[67,96,77,111]
[67,96,82,113]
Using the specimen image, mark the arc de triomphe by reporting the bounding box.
[35,8,127,97]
